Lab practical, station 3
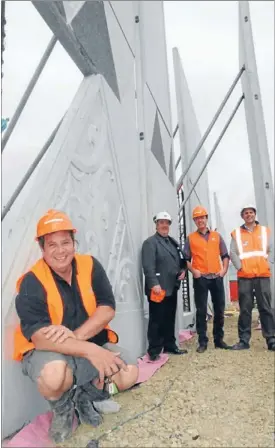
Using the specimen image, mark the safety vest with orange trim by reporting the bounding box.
[231,225,270,278]
[189,230,221,274]
[13,254,118,361]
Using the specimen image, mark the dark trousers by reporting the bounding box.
[193,277,225,346]
[147,289,178,356]
[238,277,275,345]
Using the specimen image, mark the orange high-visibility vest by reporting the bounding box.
[189,230,221,274]
[231,225,270,278]
[13,254,118,361]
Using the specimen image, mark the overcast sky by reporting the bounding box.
[2,1,274,241]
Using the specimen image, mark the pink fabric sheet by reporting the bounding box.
[179,329,195,343]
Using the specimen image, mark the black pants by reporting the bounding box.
[193,277,225,346]
[147,289,178,356]
[238,277,275,345]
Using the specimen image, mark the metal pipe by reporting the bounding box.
[175,155,181,170]
[2,118,62,221]
[1,35,57,152]
[178,94,244,214]
[173,124,179,139]
[176,65,245,190]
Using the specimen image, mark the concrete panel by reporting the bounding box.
[104,1,135,101]
[71,1,120,100]
[109,1,136,55]
[2,75,145,437]
[173,47,211,234]
[239,1,274,301]
[139,1,173,165]
[143,86,158,151]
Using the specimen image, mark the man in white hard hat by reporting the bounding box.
[230,205,275,351]
[141,211,187,361]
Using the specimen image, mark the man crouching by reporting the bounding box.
[14,209,138,443]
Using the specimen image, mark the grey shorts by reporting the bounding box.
[22,343,137,386]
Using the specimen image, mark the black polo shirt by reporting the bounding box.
[15,257,116,346]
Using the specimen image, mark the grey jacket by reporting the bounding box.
[141,233,186,297]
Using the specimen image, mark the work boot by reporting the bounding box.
[267,338,275,351]
[164,346,188,355]
[231,341,250,350]
[74,387,102,427]
[214,340,232,350]
[196,345,207,353]
[48,389,75,444]
[148,353,161,362]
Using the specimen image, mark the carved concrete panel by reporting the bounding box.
[2,73,144,437]
[139,1,172,139]
[3,1,178,437]
[173,47,211,234]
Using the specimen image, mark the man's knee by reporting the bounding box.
[113,364,139,392]
[38,360,73,398]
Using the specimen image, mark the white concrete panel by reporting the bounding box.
[109,1,136,55]
[105,1,135,101]
[2,75,145,438]
[159,113,173,174]
[143,86,158,151]
[139,1,173,140]
[173,48,211,234]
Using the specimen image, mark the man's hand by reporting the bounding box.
[178,271,186,281]
[86,345,128,383]
[192,269,201,279]
[216,269,226,278]
[152,285,162,295]
[41,325,76,344]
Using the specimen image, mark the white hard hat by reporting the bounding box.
[153,211,172,223]
[241,205,257,216]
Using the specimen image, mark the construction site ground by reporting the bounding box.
[62,313,275,448]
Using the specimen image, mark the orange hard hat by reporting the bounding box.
[36,209,76,240]
[192,206,208,219]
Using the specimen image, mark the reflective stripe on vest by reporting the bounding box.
[235,226,268,260]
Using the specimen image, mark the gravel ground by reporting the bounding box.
[62,314,274,448]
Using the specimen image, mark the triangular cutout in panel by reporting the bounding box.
[71,2,120,101]
[151,111,167,174]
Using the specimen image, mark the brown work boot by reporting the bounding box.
[48,390,75,444]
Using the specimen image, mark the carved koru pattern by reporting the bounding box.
[53,84,140,303]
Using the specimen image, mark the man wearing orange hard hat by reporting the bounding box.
[183,205,231,353]
[230,205,275,351]
[14,209,139,443]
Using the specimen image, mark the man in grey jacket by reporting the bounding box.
[230,205,275,351]
[141,211,187,361]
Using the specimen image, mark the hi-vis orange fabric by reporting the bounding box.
[189,231,221,274]
[231,225,270,278]
[150,288,166,303]
[13,254,118,361]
